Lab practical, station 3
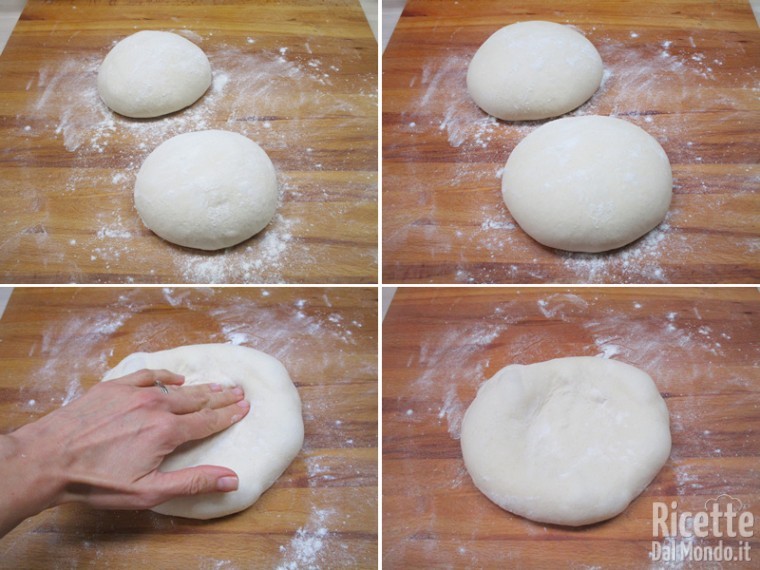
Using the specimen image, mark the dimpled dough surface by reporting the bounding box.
[460,357,671,527]
[501,115,673,253]
[467,21,603,121]
[97,30,212,119]
[134,130,279,251]
[102,344,304,520]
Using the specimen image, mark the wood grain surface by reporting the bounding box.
[0,0,377,284]
[382,0,760,284]
[383,287,760,568]
[0,287,377,568]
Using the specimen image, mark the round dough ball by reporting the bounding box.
[467,21,603,121]
[98,30,212,118]
[502,115,672,253]
[134,130,278,251]
[461,357,671,527]
[102,344,304,520]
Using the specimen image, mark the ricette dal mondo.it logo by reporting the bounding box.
[650,494,754,563]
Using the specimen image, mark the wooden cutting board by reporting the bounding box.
[0,0,377,284]
[382,0,760,284]
[0,287,377,568]
[383,287,759,568]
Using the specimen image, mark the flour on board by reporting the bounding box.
[398,31,756,283]
[11,289,374,568]
[276,508,335,570]
[13,36,376,283]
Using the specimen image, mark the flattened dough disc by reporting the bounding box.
[461,357,671,526]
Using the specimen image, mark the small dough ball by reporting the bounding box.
[102,344,304,520]
[502,115,672,253]
[98,30,212,118]
[134,130,278,251]
[467,21,603,121]
[461,357,671,527]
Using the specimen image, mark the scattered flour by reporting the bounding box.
[22,311,127,410]
[5,35,376,283]
[276,508,335,570]
[390,30,757,283]
[530,292,732,383]
[60,378,84,406]
[411,301,526,437]
[10,288,375,568]
[595,339,622,359]
[198,559,238,570]
[305,455,337,487]
[394,289,755,569]
[437,384,465,439]
[207,300,363,363]
[535,293,589,319]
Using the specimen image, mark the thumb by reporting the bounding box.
[153,465,240,500]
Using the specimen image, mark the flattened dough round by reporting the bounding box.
[134,130,278,251]
[102,344,304,520]
[98,30,212,118]
[467,21,603,121]
[461,357,671,526]
[502,115,672,253]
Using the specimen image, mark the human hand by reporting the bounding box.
[7,369,250,513]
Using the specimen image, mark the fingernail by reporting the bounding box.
[217,476,238,492]
[231,386,244,396]
[237,399,250,409]
[209,383,223,392]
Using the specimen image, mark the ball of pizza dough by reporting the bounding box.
[501,115,672,253]
[102,344,304,520]
[467,21,603,121]
[134,130,278,251]
[98,30,211,118]
[461,357,671,526]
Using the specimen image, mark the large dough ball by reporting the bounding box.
[502,115,672,253]
[98,30,212,118]
[134,130,279,251]
[102,344,304,520]
[467,21,603,121]
[461,357,671,526]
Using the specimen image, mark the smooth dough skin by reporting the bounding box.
[134,130,278,251]
[467,21,603,121]
[98,30,212,118]
[460,357,671,527]
[502,115,673,253]
[102,344,304,520]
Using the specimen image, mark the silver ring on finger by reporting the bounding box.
[154,380,169,395]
